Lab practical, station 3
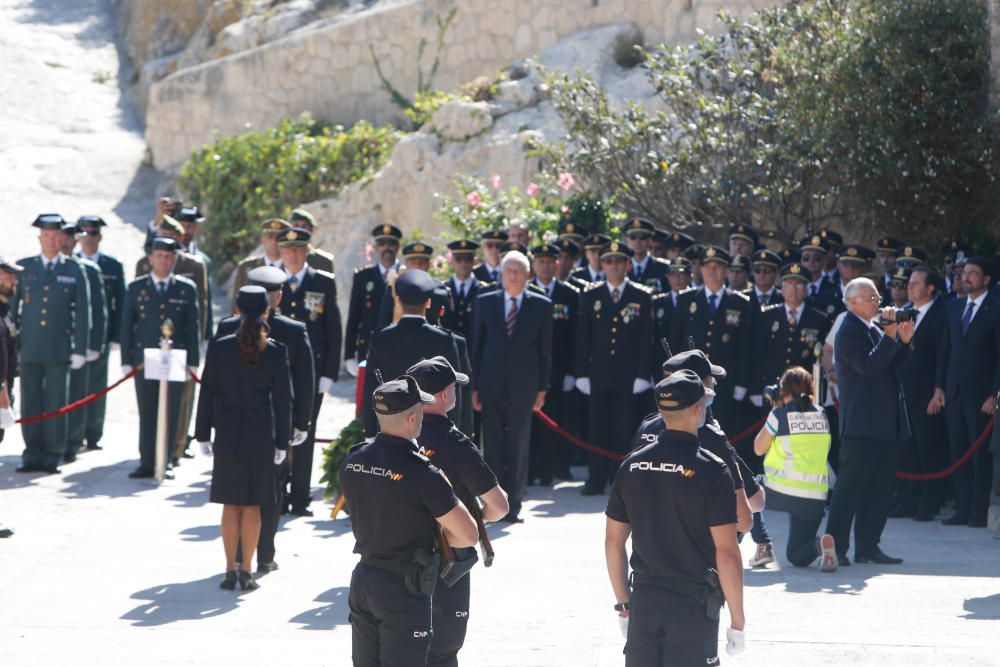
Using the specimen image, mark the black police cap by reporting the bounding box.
[662,349,726,380]
[481,229,509,242]
[236,286,268,318]
[582,233,611,250]
[558,220,586,239]
[77,215,107,231]
[150,237,180,253]
[779,262,810,283]
[395,269,435,305]
[798,234,829,254]
[655,369,712,412]
[751,249,782,268]
[406,355,470,395]
[247,265,287,291]
[60,221,80,236]
[729,223,759,244]
[888,266,912,286]
[447,239,479,256]
[372,223,403,241]
[530,242,560,258]
[554,238,580,256]
[700,245,731,266]
[599,240,634,260]
[666,257,692,274]
[729,254,751,272]
[683,243,703,261]
[779,247,802,265]
[837,244,875,264]
[876,236,903,252]
[32,213,66,230]
[665,231,695,250]
[623,217,655,237]
[819,229,843,247]
[176,206,205,224]
[895,246,927,262]
[372,375,435,415]
[402,242,433,259]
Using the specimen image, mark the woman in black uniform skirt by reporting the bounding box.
[196,286,291,591]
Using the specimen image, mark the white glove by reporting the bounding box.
[749,395,763,408]
[121,365,133,377]
[199,440,213,456]
[318,376,335,394]
[0,407,16,430]
[291,429,308,446]
[69,354,86,370]
[85,349,100,361]
[274,449,287,465]
[562,375,575,392]
[346,359,360,377]
[187,365,199,378]
[575,377,591,395]
[618,615,629,640]
[726,628,745,656]
[733,385,747,401]
[632,378,652,394]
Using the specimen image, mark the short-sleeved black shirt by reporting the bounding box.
[607,430,736,581]
[416,413,497,511]
[341,433,459,575]
[631,412,752,493]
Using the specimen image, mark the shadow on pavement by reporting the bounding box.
[122,575,245,626]
[15,0,112,48]
[180,524,220,542]
[307,516,354,539]
[962,593,1000,620]
[61,463,154,498]
[289,586,350,630]
[0,456,43,490]
[166,478,211,508]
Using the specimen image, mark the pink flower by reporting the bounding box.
[467,191,483,208]
[556,172,575,192]
[526,182,539,196]
[490,175,503,190]
[362,242,373,262]
[560,205,569,215]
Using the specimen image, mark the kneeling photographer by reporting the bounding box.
[753,367,838,572]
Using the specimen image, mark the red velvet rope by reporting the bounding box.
[15,365,144,425]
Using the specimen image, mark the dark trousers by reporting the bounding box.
[626,585,719,667]
[66,363,89,455]
[944,395,994,520]
[135,378,184,472]
[428,573,471,667]
[529,389,570,484]
[257,458,288,564]
[289,393,323,511]
[20,361,69,467]
[825,406,841,474]
[786,509,823,567]
[586,389,638,491]
[84,349,110,446]
[825,436,899,557]
[349,563,433,667]
[482,398,532,515]
[173,379,195,459]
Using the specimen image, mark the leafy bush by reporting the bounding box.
[541,0,999,248]
[319,418,364,502]
[178,114,400,273]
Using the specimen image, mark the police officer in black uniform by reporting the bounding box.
[571,233,609,285]
[623,218,670,294]
[342,375,479,667]
[277,226,342,516]
[442,239,489,341]
[473,229,507,284]
[375,242,436,329]
[427,281,474,438]
[362,269,461,437]
[407,356,510,667]
[606,370,746,666]
[216,265,315,571]
[0,257,22,536]
[651,258,693,375]
[746,249,783,309]
[344,224,402,376]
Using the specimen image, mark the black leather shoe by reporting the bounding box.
[942,513,971,526]
[290,507,313,517]
[855,549,903,565]
[580,483,604,496]
[40,463,62,475]
[63,451,77,463]
[128,467,154,479]
[15,464,40,473]
[238,570,260,591]
[836,554,851,567]
[85,442,102,451]
[257,561,279,573]
[501,512,523,524]
[0,525,13,538]
[219,571,237,590]
[967,516,988,528]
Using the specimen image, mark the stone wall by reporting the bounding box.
[145,0,777,169]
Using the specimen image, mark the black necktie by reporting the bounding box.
[868,326,881,347]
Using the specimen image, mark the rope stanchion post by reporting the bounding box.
[154,319,175,482]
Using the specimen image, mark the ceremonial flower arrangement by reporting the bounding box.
[319,418,365,502]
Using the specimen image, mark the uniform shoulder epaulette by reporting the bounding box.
[174,274,198,290]
[236,254,262,267]
[809,307,828,319]
[729,289,750,302]
[527,283,546,295]
[182,251,205,265]
[583,280,606,293]
[762,303,783,313]
[561,280,580,294]
[678,286,698,296]
[354,263,376,274]
[408,448,431,464]
[315,268,337,281]
[631,282,654,294]
[700,447,726,466]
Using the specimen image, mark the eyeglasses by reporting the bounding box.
[752,267,775,274]
[482,242,501,249]
[852,294,881,303]
[374,239,398,247]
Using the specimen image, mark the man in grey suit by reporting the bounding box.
[471,251,553,523]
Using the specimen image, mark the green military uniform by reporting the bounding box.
[230,218,290,311]
[12,239,90,469]
[120,264,200,476]
[78,247,126,449]
[66,255,106,459]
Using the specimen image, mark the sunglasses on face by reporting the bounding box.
[753,267,775,274]
[801,253,824,263]
[482,242,501,250]
[375,240,398,247]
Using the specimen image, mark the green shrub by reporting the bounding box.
[319,418,365,502]
[177,114,400,273]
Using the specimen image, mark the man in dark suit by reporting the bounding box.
[623,218,670,294]
[76,215,126,451]
[363,269,460,437]
[217,266,314,571]
[442,239,489,341]
[826,277,913,565]
[277,226,342,516]
[344,224,401,376]
[576,241,653,495]
[527,243,578,485]
[669,246,752,433]
[471,251,552,521]
[931,256,999,527]
[893,265,949,521]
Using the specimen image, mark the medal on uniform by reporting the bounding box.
[657,308,664,319]
[725,309,741,326]
[304,290,325,321]
[689,301,697,314]
[366,281,374,293]
[771,320,780,333]
[802,349,810,358]
[722,333,731,343]
[594,300,601,312]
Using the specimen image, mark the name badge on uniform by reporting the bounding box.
[304,290,325,321]
[57,275,76,285]
[725,309,741,326]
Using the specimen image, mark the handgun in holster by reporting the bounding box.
[435,523,478,588]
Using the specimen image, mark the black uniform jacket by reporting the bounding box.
[750,303,829,394]
[576,280,653,392]
[670,286,752,389]
[278,267,342,382]
[344,263,391,362]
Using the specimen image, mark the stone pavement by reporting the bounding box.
[1,0,998,665]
